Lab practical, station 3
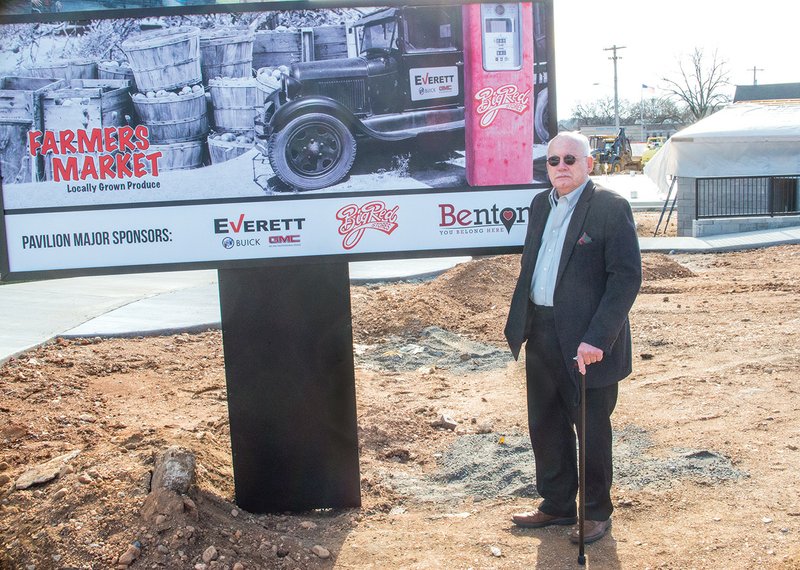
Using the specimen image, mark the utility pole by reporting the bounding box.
[604,45,626,130]
[640,87,645,142]
[750,65,764,85]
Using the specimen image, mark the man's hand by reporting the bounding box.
[575,342,604,375]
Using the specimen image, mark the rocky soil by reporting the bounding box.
[1,215,799,569]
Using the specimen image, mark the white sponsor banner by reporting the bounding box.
[4,188,544,274]
[409,66,460,102]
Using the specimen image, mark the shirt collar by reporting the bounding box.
[549,179,589,209]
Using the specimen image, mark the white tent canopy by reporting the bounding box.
[644,103,800,195]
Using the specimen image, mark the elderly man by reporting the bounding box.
[504,131,642,544]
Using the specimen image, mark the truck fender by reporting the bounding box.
[270,96,360,135]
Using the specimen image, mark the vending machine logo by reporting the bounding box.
[474,84,531,128]
[336,201,399,250]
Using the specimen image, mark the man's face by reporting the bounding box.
[546,137,593,196]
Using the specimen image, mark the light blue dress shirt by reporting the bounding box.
[530,181,588,306]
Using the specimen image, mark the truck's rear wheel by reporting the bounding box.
[268,113,356,191]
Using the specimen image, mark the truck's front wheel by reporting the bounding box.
[268,113,356,191]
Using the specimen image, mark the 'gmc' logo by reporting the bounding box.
[269,235,300,244]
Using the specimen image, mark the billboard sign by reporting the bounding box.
[0,0,555,280]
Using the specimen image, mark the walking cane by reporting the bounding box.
[577,368,587,566]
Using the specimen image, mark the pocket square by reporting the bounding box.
[578,232,593,245]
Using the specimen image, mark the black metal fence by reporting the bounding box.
[696,175,800,219]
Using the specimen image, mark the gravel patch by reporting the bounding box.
[389,426,746,503]
[356,326,511,373]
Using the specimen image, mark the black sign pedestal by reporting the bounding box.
[218,262,361,513]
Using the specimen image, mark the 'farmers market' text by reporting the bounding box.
[28,126,162,182]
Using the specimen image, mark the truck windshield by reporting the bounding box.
[402,7,458,52]
[358,20,397,54]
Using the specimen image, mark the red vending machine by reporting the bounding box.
[463,3,535,186]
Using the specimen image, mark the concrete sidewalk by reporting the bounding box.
[639,225,800,253]
[0,258,470,362]
[1,226,799,363]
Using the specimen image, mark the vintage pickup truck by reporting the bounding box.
[256,5,465,190]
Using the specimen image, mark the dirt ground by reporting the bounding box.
[1,213,799,570]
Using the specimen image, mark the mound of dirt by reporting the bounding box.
[352,255,518,346]
[642,253,696,280]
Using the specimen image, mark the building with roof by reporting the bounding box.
[644,88,800,237]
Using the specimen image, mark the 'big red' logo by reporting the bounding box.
[336,201,399,250]
[474,84,531,128]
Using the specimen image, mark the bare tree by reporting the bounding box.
[630,97,690,126]
[570,96,687,127]
[571,97,625,126]
[661,48,730,121]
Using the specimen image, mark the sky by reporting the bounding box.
[552,0,800,119]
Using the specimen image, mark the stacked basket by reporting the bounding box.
[121,26,208,172]
[28,58,97,80]
[201,27,261,164]
[98,60,137,92]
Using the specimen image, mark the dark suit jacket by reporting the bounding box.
[504,180,642,388]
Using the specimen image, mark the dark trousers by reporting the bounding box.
[524,305,618,521]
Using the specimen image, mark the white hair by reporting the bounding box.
[547,131,591,156]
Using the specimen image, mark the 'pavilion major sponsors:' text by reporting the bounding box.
[21,228,172,249]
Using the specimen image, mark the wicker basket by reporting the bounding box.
[209,77,267,133]
[255,67,282,100]
[200,27,255,83]
[149,140,205,172]
[208,133,254,164]
[132,88,208,144]
[28,58,97,80]
[121,26,202,92]
[98,61,136,90]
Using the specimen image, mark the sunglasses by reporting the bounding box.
[547,154,583,167]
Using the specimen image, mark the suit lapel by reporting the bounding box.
[506,190,552,359]
[555,181,594,289]
[521,190,551,280]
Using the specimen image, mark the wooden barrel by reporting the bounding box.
[98,61,136,90]
[28,58,97,80]
[132,87,208,144]
[209,77,265,133]
[208,132,254,164]
[121,26,201,92]
[200,27,254,83]
[149,140,205,172]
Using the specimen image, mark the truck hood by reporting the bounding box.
[291,57,370,82]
